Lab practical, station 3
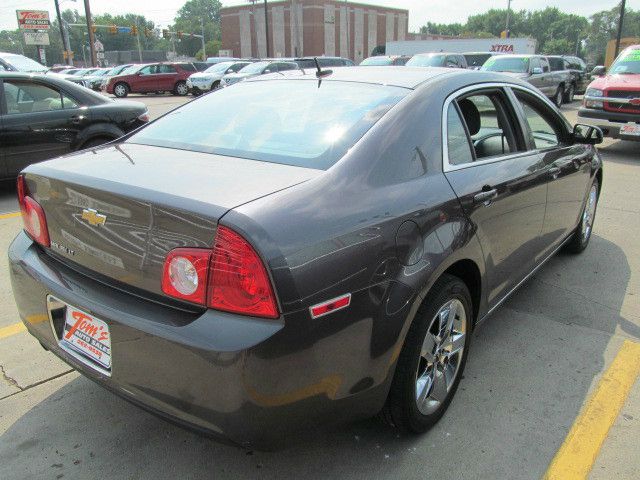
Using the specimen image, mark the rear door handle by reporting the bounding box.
[473,188,498,205]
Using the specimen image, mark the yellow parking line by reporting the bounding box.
[0,211,21,219]
[543,340,640,480]
[0,322,27,339]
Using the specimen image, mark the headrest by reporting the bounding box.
[458,98,481,136]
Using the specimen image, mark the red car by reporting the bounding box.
[579,45,640,141]
[103,62,196,98]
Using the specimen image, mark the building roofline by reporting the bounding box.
[220,0,408,14]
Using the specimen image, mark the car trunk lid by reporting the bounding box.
[24,143,321,300]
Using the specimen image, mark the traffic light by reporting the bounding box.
[109,24,117,34]
[91,24,97,33]
[144,28,151,38]
[131,25,138,36]
[162,29,169,39]
[177,31,183,39]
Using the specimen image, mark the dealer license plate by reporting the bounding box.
[620,124,640,136]
[61,306,111,369]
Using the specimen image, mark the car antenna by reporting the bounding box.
[314,57,332,78]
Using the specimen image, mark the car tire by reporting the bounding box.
[79,136,115,150]
[380,274,472,433]
[564,178,599,254]
[113,83,129,98]
[174,81,188,96]
[564,83,576,103]
[554,87,563,108]
[211,81,221,91]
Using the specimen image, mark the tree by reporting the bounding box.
[171,0,222,56]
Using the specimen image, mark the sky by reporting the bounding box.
[2,0,638,32]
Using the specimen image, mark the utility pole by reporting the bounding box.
[614,0,626,58]
[505,0,512,38]
[83,0,97,66]
[135,18,143,62]
[201,17,206,58]
[264,0,270,57]
[345,0,350,60]
[54,0,72,65]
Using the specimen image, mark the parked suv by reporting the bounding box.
[187,60,252,95]
[481,54,571,107]
[221,60,299,86]
[103,62,196,97]
[579,45,640,141]
[406,52,468,69]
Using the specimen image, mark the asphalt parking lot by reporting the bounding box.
[1,95,639,479]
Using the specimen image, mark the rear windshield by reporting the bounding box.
[464,54,492,68]
[128,80,408,170]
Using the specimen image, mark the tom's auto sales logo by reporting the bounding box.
[491,44,515,53]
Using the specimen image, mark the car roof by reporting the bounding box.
[245,66,486,89]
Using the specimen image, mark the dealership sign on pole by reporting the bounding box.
[16,10,51,30]
[23,31,50,46]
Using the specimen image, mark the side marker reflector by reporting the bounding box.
[310,293,351,319]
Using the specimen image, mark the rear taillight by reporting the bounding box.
[138,112,150,123]
[161,248,211,304]
[17,175,50,247]
[208,226,279,319]
[161,226,279,319]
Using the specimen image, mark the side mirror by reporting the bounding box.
[531,67,543,75]
[591,65,606,76]
[573,124,604,145]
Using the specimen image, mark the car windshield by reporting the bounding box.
[464,54,492,68]
[406,54,446,67]
[482,57,530,73]
[128,80,408,170]
[238,61,269,74]
[610,49,640,74]
[360,57,393,66]
[1,54,47,72]
[205,61,235,73]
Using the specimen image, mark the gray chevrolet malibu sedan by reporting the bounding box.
[9,66,603,448]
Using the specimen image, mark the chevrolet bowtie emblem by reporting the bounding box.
[81,208,107,226]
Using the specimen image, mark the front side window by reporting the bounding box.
[540,58,550,73]
[138,65,157,75]
[4,81,77,114]
[178,63,196,72]
[548,58,564,71]
[128,80,408,170]
[515,92,561,149]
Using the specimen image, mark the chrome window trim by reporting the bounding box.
[442,82,564,173]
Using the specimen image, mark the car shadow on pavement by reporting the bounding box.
[0,236,633,480]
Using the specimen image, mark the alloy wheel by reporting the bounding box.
[581,184,598,241]
[415,299,467,415]
[114,84,127,97]
[176,83,188,95]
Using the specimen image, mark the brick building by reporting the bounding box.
[220,0,409,64]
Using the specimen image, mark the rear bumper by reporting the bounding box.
[578,107,640,141]
[8,232,403,447]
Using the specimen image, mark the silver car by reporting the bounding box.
[186,61,251,95]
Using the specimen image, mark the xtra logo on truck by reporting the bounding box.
[491,44,515,53]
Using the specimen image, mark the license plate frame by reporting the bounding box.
[620,123,640,137]
[58,304,112,374]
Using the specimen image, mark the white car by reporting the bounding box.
[186,61,251,95]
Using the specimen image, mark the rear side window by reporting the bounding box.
[447,103,474,165]
[548,58,564,71]
[128,80,408,170]
[159,64,177,73]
